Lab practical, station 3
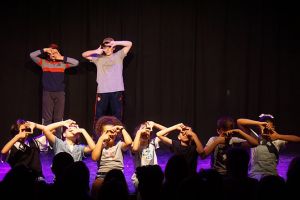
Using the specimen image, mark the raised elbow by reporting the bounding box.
[89,144,96,151]
[127,140,133,146]
[1,148,8,155]
[251,140,259,147]
[91,153,99,161]
[131,149,138,154]
[29,52,35,59]
[237,119,245,126]
[74,60,79,66]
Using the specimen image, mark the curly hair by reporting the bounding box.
[95,116,123,136]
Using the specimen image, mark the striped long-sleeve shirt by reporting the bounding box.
[30,50,79,92]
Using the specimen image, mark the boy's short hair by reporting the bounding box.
[102,37,114,43]
[102,37,114,47]
[49,43,59,50]
[217,116,234,131]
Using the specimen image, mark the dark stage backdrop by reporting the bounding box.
[0,0,299,150]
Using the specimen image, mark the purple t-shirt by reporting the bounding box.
[92,49,126,93]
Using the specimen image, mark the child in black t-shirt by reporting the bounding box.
[1,119,45,180]
[156,123,204,175]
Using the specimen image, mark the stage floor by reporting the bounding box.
[0,148,298,194]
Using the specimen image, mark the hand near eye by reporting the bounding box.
[96,45,104,55]
[258,122,268,133]
[100,131,111,142]
[265,123,274,131]
[113,125,124,133]
[224,129,240,136]
[43,48,52,54]
[52,51,64,60]
[146,121,155,128]
[107,41,116,47]
[18,131,28,139]
[175,123,185,131]
[26,121,36,130]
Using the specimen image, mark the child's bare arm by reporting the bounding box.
[1,133,26,154]
[132,129,143,153]
[79,128,96,153]
[118,126,132,151]
[156,123,183,146]
[201,137,225,159]
[91,132,110,161]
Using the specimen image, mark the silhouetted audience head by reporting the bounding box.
[178,174,205,200]
[198,168,223,191]
[164,154,189,184]
[258,175,286,200]
[61,161,91,199]
[287,156,300,186]
[97,169,129,200]
[226,147,250,178]
[1,165,36,199]
[286,156,300,197]
[223,147,258,200]
[161,155,190,200]
[136,165,164,200]
[51,152,74,184]
[103,169,128,190]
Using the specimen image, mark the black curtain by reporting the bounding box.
[1,0,299,149]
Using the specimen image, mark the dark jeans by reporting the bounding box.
[42,91,65,138]
[95,91,123,123]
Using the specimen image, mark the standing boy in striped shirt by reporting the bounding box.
[30,43,79,142]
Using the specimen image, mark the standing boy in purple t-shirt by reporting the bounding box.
[82,38,132,124]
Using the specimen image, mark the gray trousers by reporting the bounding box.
[42,91,65,138]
